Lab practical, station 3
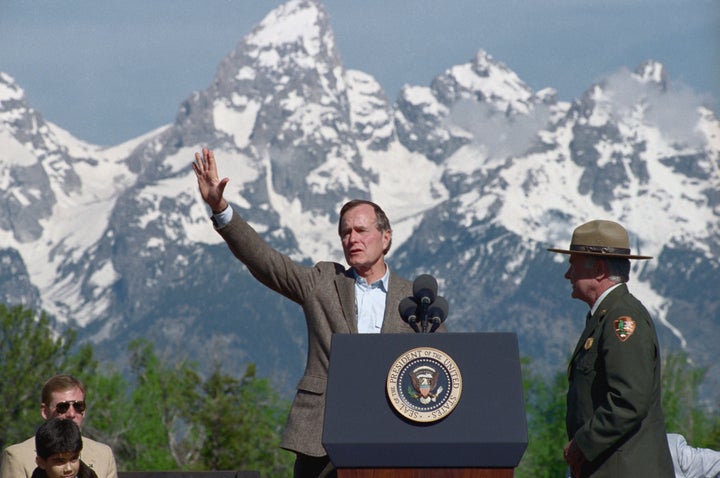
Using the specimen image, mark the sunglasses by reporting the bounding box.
[54,400,86,414]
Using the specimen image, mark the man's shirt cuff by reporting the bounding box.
[211,205,232,228]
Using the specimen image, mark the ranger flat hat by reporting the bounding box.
[547,219,652,260]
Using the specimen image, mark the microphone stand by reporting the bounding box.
[418,297,431,333]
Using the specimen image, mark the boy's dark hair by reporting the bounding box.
[35,418,83,459]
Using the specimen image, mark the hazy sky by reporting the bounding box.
[1,0,718,146]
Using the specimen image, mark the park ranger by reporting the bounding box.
[549,219,674,478]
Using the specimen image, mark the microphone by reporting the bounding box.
[412,274,437,305]
[398,297,420,333]
[413,274,438,333]
[427,296,449,333]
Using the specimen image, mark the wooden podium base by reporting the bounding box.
[338,468,513,478]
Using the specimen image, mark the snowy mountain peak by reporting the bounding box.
[248,0,331,56]
[221,0,340,93]
[0,72,49,148]
[432,49,535,115]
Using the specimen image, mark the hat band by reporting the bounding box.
[570,245,631,255]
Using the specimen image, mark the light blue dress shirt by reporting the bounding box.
[353,267,389,334]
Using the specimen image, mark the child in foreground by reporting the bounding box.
[33,418,98,478]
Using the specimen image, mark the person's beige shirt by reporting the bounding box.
[0,435,117,478]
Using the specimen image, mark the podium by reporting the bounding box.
[322,333,528,477]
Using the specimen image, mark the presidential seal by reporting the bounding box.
[386,347,462,423]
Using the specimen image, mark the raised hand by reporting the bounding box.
[192,147,229,213]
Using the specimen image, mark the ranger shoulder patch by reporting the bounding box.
[614,316,636,342]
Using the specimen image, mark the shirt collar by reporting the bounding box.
[590,283,622,316]
[352,264,390,291]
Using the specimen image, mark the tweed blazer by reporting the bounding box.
[217,210,421,456]
[566,284,674,477]
[0,435,117,478]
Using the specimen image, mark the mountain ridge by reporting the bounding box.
[1,0,718,400]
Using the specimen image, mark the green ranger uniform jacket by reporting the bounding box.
[566,284,674,477]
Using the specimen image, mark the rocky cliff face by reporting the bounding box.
[1,0,718,398]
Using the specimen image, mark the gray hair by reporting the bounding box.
[582,256,630,283]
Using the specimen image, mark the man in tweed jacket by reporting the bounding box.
[192,148,434,478]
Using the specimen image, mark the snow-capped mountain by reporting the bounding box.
[1,0,718,399]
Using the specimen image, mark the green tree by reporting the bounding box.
[0,304,97,449]
[81,368,132,461]
[662,351,720,449]
[516,359,567,478]
[115,339,293,475]
[191,362,293,476]
[117,339,200,470]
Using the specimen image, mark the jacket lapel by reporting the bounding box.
[381,270,404,333]
[569,313,597,370]
[336,269,358,333]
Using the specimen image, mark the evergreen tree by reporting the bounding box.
[191,361,293,476]
[113,339,293,475]
[81,369,132,464]
[118,338,199,470]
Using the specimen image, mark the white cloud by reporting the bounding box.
[447,98,551,158]
[602,68,709,148]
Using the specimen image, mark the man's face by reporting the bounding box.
[36,451,81,478]
[564,254,600,306]
[340,204,391,274]
[41,387,85,428]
